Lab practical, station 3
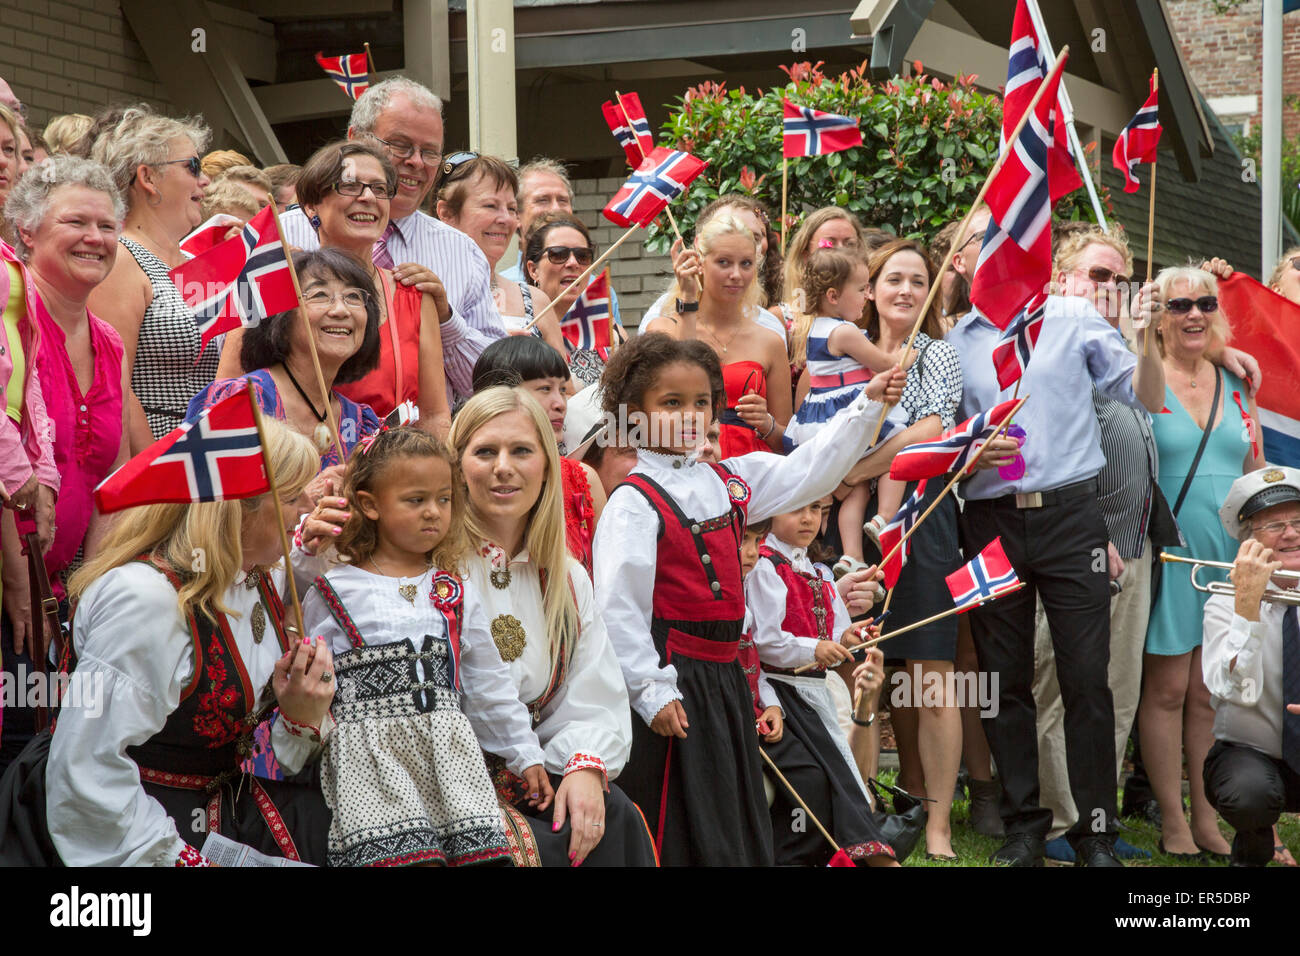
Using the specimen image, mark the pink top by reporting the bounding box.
[0,243,60,501]
[31,289,125,592]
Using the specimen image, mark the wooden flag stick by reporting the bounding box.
[1142,68,1159,358]
[781,155,789,255]
[247,389,306,638]
[758,748,844,855]
[364,42,376,74]
[269,202,348,467]
[523,224,641,331]
[861,46,1069,453]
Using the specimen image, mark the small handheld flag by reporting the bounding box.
[180,214,242,258]
[991,295,1048,389]
[877,479,928,588]
[95,388,268,513]
[782,101,862,158]
[945,538,1022,612]
[561,270,613,354]
[315,51,369,100]
[1112,73,1162,193]
[602,92,654,167]
[603,147,707,228]
[889,399,1022,481]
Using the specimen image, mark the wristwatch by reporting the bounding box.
[675,298,699,313]
[851,711,876,728]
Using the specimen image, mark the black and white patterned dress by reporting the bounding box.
[120,237,219,438]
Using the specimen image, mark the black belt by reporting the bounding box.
[973,477,1098,510]
[766,665,825,680]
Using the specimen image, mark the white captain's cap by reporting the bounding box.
[1220,466,1300,538]
[562,384,607,462]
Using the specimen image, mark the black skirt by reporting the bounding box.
[498,774,659,867]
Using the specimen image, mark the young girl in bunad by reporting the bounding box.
[593,332,906,866]
[787,248,909,575]
[451,387,657,867]
[745,498,899,866]
[301,426,552,867]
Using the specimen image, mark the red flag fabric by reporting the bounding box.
[603,148,707,228]
[94,388,268,513]
[876,479,928,588]
[889,399,1021,481]
[945,537,1022,612]
[991,294,1048,389]
[1112,73,1162,193]
[315,51,369,100]
[782,100,862,158]
[169,205,299,348]
[827,849,857,867]
[562,270,613,353]
[180,214,242,258]
[602,92,655,167]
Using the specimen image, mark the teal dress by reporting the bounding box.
[1147,368,1251,656]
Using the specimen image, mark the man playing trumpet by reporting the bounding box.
[1202,465,1300,866]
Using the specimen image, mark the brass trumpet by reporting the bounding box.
[1159,552,1300,606]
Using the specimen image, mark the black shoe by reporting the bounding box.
[1075,838,1124,867]
[1122,798,1162,828]
[990,833,1045,867]
[1157,839,1204,862]
[967,778,1006,838]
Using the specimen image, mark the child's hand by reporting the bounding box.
[650,699,689,738]
[814,639,854,669]
[759,706,784,743]
[840,622,869,648]
[521,764,554,811]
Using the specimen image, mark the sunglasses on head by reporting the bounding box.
[441,151,480,178]
[541,245,593,266]
[1086,265,1130,286]
[1165,295,1218,314]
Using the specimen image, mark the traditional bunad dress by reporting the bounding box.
[303,564,544,867]
[594,389,890,866]
[745,535,895,865]
[466,545,657,866]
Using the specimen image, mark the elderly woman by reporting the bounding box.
[0,420,340,865]
[189,248,382,472]
[449,387,656,866]
[1139,265,1265,862]
[433,152,567,356]
[0,103,23,246]
[87,105,217,451]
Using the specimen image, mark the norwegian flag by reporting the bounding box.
[1112,73,1162,193]
[180,214,242,258]
[877,479,928,588]
[782,100,862,158]
[95,388,268,513]
[602,92,654,167]
[315,51,369,100]
[603,147,707,228]
[889,399,1021,481]
[945,538,1022,612]
[991,293,1048,389]
[969,52,1070,330]
[169,205,299,348]
[562,270,613,354]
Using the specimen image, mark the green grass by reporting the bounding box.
[876,769,1300,867]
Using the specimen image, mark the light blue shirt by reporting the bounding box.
[499,252,622,324]
[281,206,504,400]
[947,294,1145,500]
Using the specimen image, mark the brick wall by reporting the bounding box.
[0,0,172,133]
[1166,0,1300,139]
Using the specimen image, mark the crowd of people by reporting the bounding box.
[0,70,1298,868]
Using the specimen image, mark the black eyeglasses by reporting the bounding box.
[1086,265,1131,286]
[959,230,986,251]
[332,180,393,200]
[1165,296,1219,314]
[373,136,441,166]
[441,151,479,178]
[1289,256,1300,273]
[156,156,202,178]
[541,245,593,266]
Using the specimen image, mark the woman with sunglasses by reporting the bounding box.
[1139,265,1264,863]
[434,152,568,359]
[87,106,216,452]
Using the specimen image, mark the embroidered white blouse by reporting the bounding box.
[300,564,547,776]
[465,548,632,784]
[594,391,888,725]
[745,534,852,669]
[46,562,327,867]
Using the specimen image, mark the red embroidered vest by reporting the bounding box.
[737,619,763,718]
[758,544,837,643]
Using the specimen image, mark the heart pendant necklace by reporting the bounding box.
[370,556,431,606]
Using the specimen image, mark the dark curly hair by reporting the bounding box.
[239,249,380,385]
[600,332,725,425]
[334,426,468,571]
[471,334,569,392]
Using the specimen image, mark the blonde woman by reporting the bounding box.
[646,212,792,457]
[1268,245,1300,304]
[0,420,341,866]
[451,387,655,867]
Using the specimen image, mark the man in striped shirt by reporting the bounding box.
[280,76,504,400]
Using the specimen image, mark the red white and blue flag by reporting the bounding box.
[782,100,862,158]
[889,399,1021,481]
[603,147,707,228]
[602,92,655,167]
[180,214,242,258]
[969,52,1070,330]
[1112,73,1162,193]
[945,537,1022,612]
[315,51,369,100]
[877,480,928,588]
[169,205,299,348]
[562,269,613,356]
[991,293,1048,389]
[94,388,268,513]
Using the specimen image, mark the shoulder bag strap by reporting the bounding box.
[1172,368,1223,517]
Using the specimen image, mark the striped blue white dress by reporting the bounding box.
[788,316,878,447]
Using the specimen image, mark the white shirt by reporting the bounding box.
[465,549,632,780]
[300,563,546,775]
[745,534,852,669]
[280,206,505,400]
[637,289,788,344]
[47,563,326,867]
[594,390,888,725]
[1202,592,1297,759]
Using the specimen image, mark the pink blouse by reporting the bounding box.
[31,291,125,593]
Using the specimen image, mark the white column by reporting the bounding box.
[466,0,518,163]
[1262,0,1283,276]
[404,0,451,101]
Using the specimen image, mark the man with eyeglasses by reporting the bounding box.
[279,76,503,400]
[1202,466,1300,865]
